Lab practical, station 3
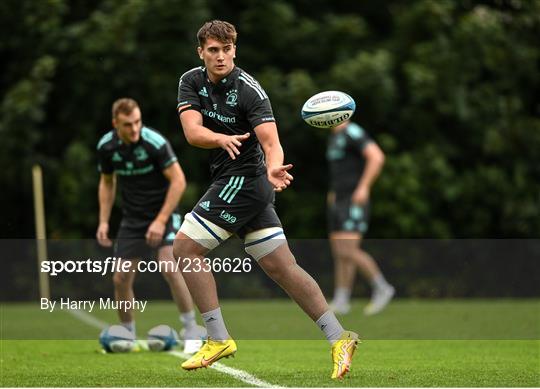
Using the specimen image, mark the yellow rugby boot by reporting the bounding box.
[181,338,237,370]
[331,330,359,379]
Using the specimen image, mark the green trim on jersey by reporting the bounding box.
[141,127,166,149]
[163,157,178,168]
[97,131,113,150]
[345,123,365,139]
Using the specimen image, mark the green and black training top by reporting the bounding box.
[97,127,177,219]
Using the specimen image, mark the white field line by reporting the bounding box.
[67,309,284,388]
[67,308,108,329]
[169,350,284,388]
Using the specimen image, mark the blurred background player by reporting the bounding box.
[327,119,395,315]
[173,20,358,379]
[96,97,206,353]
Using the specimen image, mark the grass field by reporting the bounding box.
[2,299,539,387]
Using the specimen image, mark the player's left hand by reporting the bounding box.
[268,164,294,192]
[146,219,166,248]
[352,185,370,205]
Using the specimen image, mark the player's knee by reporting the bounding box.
[157,257,178,281]
[333,245,355,262]
[260,257,282,278]
[172,231,200,261]
[244,227,286,261]
[261,253,296,282]
[112,271,133,289]
[338,250,355,263]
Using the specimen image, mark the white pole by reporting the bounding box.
[32,164,50,300]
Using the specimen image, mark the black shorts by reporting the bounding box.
[192,174,282,238]
[328,198,370,234]
[114,213,182,259]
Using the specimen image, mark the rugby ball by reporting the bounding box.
[179,325,207,354]
[99,325,135,353]
[147,325,179,351]
[301,91,356,128]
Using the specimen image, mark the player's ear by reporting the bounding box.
[197,46,203,60]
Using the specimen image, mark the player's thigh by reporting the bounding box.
[242,204,285,260]
[175,212,233,254]
[157,245,176,269]
[173,229,214,258]
[329,231,362,259]
[157,244,174,261]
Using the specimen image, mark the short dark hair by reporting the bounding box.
[112,98,139,118]
[197,20,237,47]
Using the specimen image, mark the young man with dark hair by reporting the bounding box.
[96,98,206,353]
[174,21,358,379]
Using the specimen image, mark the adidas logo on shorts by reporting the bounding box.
[198,201,210,211]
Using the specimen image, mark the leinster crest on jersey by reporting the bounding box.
[226,89,238,107]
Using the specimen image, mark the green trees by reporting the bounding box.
[385,1,540,237]
[1,0,538,238]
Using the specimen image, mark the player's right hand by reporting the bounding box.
[218,132,250,160]
[351,185,370,205]
[145,219,165,248]
[96,222,113,247]
[268,164,294,192]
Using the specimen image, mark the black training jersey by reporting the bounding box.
[327,122,374,198]
[177,66,275,180]
[96,126,178,219]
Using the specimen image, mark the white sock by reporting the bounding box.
[316,311,344,345]
[121,321,135,337]
[201,307,230,342]
[371,273,390,291]
[333,287,351,306]
[180,310,197,331]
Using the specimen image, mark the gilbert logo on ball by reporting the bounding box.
[301,91,356,128]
